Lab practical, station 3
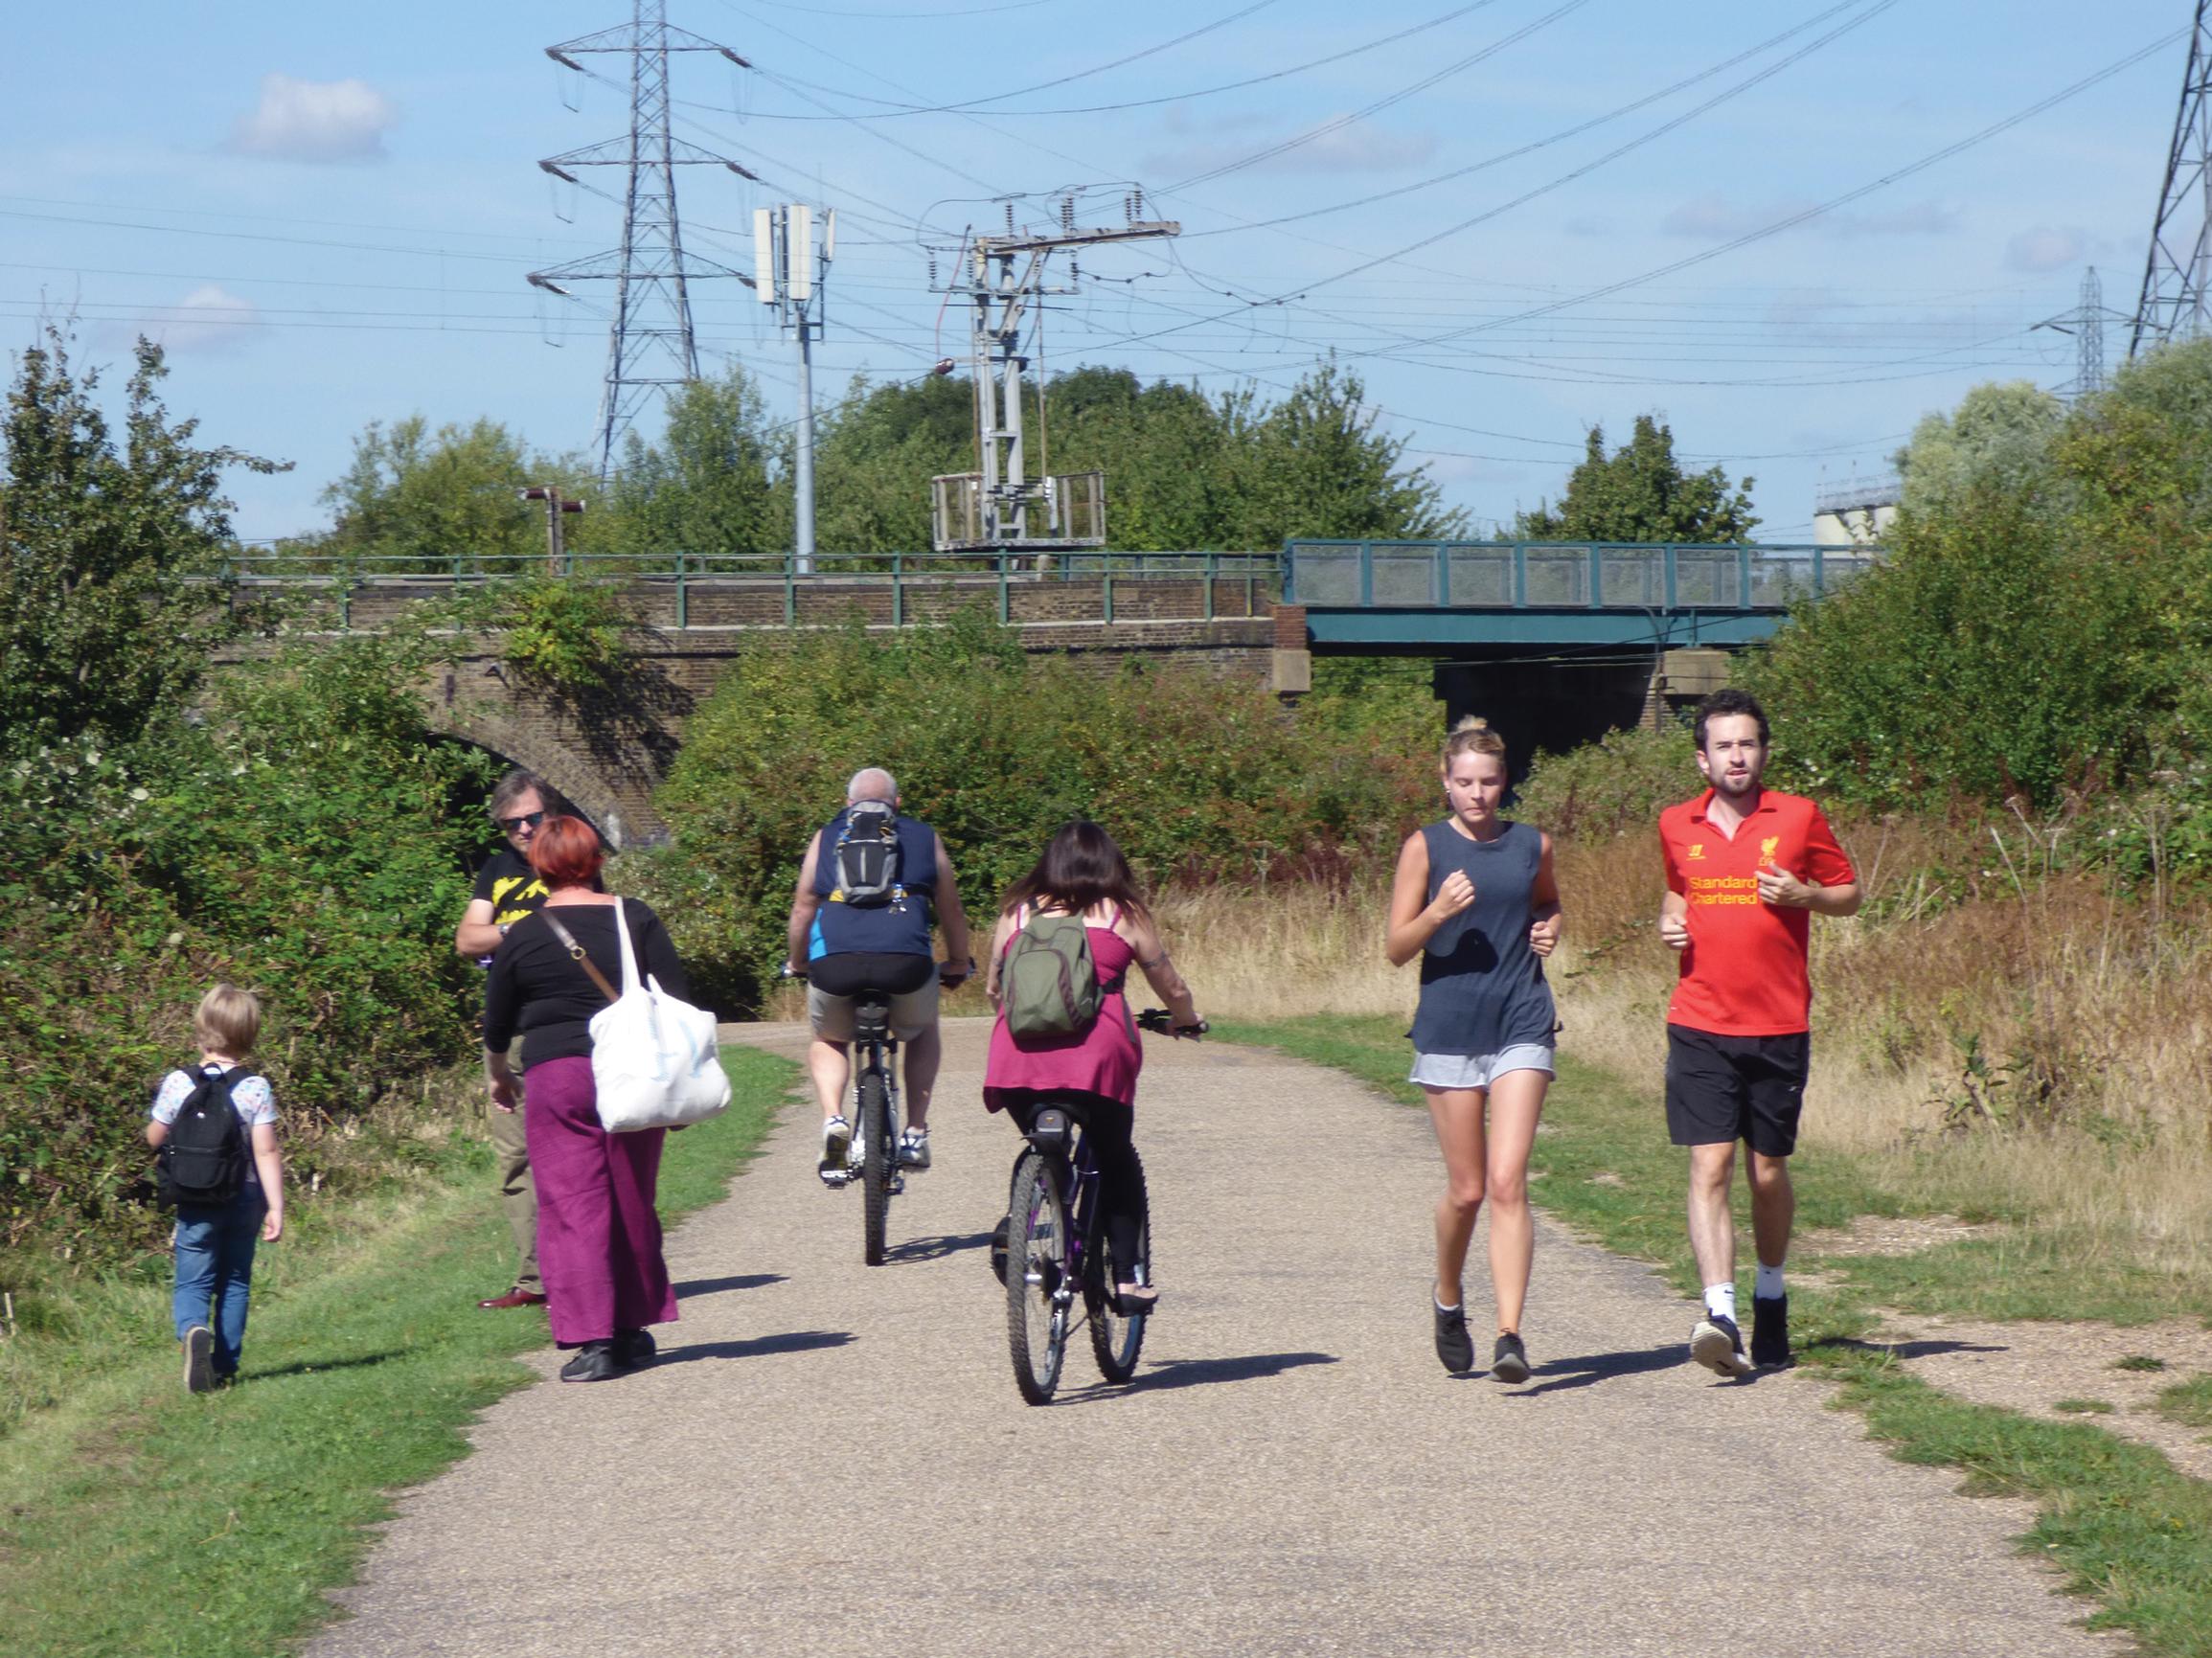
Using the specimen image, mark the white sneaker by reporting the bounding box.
[898,1126,931,1170]
[819,1115,851,1172]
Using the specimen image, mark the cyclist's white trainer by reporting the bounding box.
[898,1126,931,1170]
[819,1114,852,1175]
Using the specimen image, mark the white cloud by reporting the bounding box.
[119,284,264,354]
[2007,225,2089,273]
[232,74,397,163]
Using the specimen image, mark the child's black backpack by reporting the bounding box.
[156,1066,255,1210]
[830,800,906,910]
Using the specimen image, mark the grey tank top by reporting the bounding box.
[1410,818,1559,1056]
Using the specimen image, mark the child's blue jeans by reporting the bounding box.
[172,1188,267,1378]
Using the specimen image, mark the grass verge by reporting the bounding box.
[0,1045,791,1658]
[1213,1013,2212,1656]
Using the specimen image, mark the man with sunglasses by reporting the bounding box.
[455,770,559,1310]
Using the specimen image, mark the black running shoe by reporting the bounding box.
[559,1340,621,1383]
[1434,1300,1474,1374]
[613,1328,656,1369]
[1691,1311,1754,1377]
[1751,1294,1790,1369]
[1491,1332,1531,1384]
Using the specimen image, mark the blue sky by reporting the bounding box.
[1,1,2191,543]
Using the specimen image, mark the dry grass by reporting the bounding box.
[1140,823,2212,1291]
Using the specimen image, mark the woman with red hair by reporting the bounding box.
[482,814,695,1382]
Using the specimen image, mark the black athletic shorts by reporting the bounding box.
[806,951,936,997]
[1664,1024,1811,1157]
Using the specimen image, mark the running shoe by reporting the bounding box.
[1691,1312,1754,1377]
[1751,1294,1790,1369]
[898,1125,931,1170]
[183,1325,215,1395]
[818,1114,851,1174]
[1433,1300,1475,1374]
[1491,1331,1531,1384]
[613,1328,656,1369]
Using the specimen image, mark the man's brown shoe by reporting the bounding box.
[478,1287,548,1309]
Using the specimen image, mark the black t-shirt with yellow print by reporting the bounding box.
[471,849,549,931]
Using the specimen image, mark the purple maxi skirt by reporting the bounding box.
[523,1055,678,1347]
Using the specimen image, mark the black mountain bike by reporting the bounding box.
[1003,1009,1202,1403]
[823,988,904,1266]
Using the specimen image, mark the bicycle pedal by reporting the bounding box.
[818,1167,852,1189]
[889,1175,907,1195]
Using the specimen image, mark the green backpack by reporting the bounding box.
[1002,907,1103,1042]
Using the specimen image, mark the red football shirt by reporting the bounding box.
[1658,788,1856,1036]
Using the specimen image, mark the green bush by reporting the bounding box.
[0,640,498,1258]
[1516,722,1697,838]
[625,612,1438,1011]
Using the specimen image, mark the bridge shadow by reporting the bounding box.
[673,1272,787,1299]
[652,1329,854,1367]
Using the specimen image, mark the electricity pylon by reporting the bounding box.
[2131,1,2212,357]
[2036,266,2125,397]
[528,1,759,475]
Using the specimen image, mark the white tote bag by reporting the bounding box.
[583,899,731,1132]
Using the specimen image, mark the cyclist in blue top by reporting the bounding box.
[787,768,974,1178]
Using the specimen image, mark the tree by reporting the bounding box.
[0,329,285,758]
[319,416,596,569]
[1893,380,2064,519]
[1515,415,1757,543]
[603,367,785,556]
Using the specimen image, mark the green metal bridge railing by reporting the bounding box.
[1281,539,1878,611]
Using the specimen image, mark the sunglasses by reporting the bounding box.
[496,809,546,833]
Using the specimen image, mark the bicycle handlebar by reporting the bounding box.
[1136,1008,1207,1039]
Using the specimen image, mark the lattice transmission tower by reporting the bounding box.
[2132,0,2212,357]
[2036,266,2124,398]
[528,1,758,476]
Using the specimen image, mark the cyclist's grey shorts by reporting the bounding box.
[809,975,939,1043]
[1408,1044,1555,1091]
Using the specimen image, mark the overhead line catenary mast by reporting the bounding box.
[528,0,761,477]
[930,196,1177,552]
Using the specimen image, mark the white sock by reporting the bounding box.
[1702,1283,1737,1323]
[1754,1263,1786,1301]
[1435,1295,1462,1313]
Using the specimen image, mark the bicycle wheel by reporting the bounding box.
[1086,1147,1151,1385]
[1006,1152,1069,1404]
[857,1067,891,1267]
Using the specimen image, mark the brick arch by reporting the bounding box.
[423,699,669,852]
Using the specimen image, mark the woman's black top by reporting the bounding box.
[482,899,692,1071]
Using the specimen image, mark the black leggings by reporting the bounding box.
[1007,1095,1145,1282]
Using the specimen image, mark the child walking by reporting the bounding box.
[146,985,285,1393]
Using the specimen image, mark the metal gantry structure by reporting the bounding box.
[2132,0,2212,358]
[930,193,1178,552]
[529,0,758,476]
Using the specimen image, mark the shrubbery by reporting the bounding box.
[1,642,497,1256]
[626,612,1439,1011]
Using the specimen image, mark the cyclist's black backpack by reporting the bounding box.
[830,800,906,909]
[156,1066,255,1210]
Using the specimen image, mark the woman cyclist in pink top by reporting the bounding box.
[983,821,1203,1310]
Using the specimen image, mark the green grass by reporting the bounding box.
[0,1046,792,1658]
[2156,1375,2212,1432]
[2054,1397,2118,1415]
[1213,1013,2212,1657]
[2120,1355,2172,1373]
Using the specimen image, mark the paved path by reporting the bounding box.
[313,1022,2113,1657]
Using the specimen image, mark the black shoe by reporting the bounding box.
[1491,1331,1531,1384]
[1691,1312,1754,1377]
[613,1328,656,1368]
[182,1325,215,1396]
[1751,1294,1790,1369]
[559,1340,621,1382]
[1433,1300,1474,1374]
